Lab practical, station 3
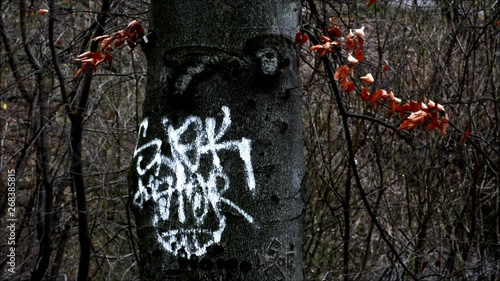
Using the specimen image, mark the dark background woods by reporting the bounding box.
[0,0,499,280]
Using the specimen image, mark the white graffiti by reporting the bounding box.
[133,106,256,256]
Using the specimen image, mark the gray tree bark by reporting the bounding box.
[129,1,304,280]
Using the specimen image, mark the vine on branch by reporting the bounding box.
[74,20,146,76]
[299,16,449,136]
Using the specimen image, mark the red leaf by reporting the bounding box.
[114,37,126,48]
[370,89,385,108]
[390,100,403,112]
[360,87,370,101]
[320,35,332,43]
[317,49,326,57]
[407,110,429,123]
[294,32,302,44]
[74,65,88,77]
[100,37,116,52]
[92,51,107,66]
[311,41,335,57]
[426,113,441,131]
[398,119,417,131]
[407,100,419,112]
[93,35,112,42]
[301,33,309,44]
[348,53,359,65]
[354,48,364,62]
[345,38,356,51]
[342,80,355,93]
[382,65,390,72]
[387,101,399,117]
[76,51,93,59]
[427,99,445,111]
[360,73,374,84]
[440,115,449,136]
[127,20,141,30]
[127,20,145,35]
[460,130,472,143]
[327,25,342,38]
[116,30,127,38]
[366,0,376,7]
[354,27,365,38]
[358,36,365,49]
[295,32,309,45]
[334,65,350,81]
[80,58,95,65]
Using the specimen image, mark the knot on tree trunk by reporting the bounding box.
[256,47,279,76]
[245,35,294,82]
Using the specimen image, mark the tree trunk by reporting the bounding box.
[129,1,304,280]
